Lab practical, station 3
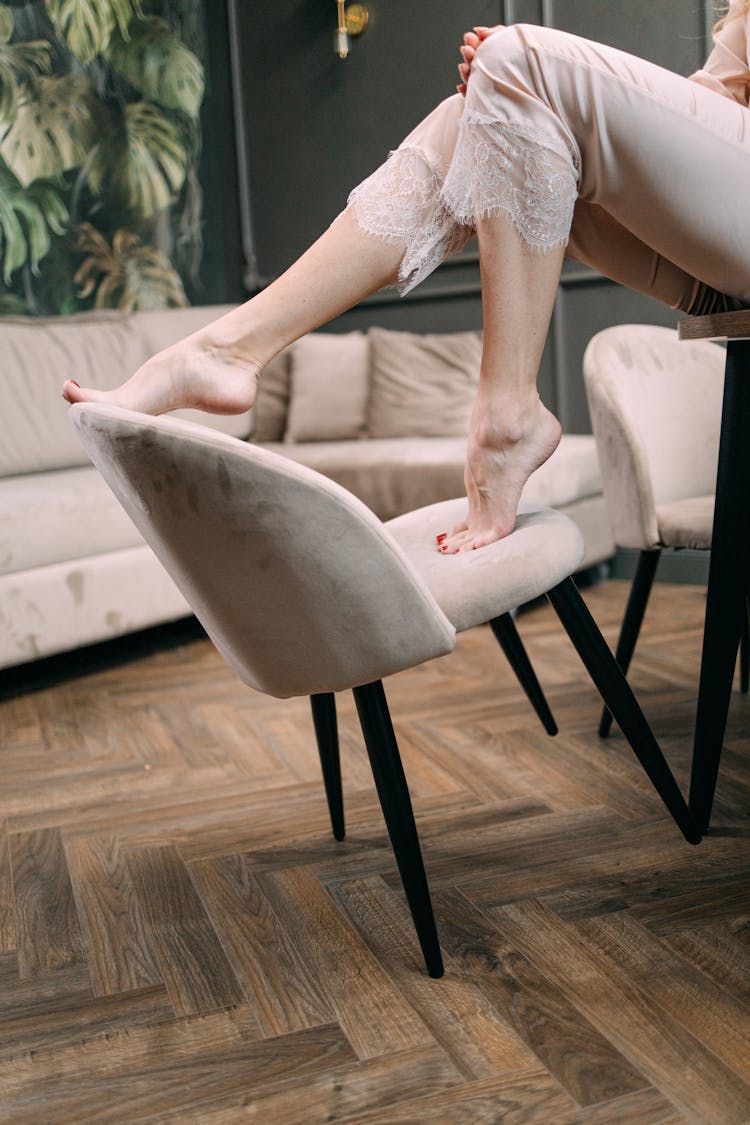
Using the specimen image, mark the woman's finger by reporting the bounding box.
[474,24,504,39]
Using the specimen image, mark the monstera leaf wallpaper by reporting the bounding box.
[0,0,206,314]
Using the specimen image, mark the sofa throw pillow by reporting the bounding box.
[252,349,293,442]
[0,312,150,476]
[284,332,369,443]
[367,327,483,439]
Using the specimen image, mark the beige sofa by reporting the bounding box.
[0,306,613,671]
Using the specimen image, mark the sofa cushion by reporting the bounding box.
[252,350,292,442]
[0,545,190,668]
[520,434,603,510]
[0,432,601,576]
[0,312,149,476]
[0,307,257,481]
[0,465,143,576]
[133,305,237,354]
[285,332,369,442]
[564,494,615,569]
[366,327,482,439]
[263,433,602,523]
[266,437,466,521]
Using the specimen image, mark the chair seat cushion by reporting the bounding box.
[386,499,585,632]
[656,495,713,550]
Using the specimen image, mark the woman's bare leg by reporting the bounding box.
[440,213,565,554]
[61,209,404,414]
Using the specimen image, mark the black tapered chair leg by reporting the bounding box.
[547,577,700,845]
[489,613,557,736]
[353,680,444,978]
[310,692,345,841]
[599,549,661,739]
[740,596,749,695]
[689,340,750,835]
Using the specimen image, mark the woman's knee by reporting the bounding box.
[472,24,530,71]
[472,23,572,83]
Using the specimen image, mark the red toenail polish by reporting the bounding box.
[436,533,447,543]
[70,380,80,387]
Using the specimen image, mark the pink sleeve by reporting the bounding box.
[689,2,750,107]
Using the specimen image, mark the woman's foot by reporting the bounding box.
[440,397,562,553]
[62,338,262,416]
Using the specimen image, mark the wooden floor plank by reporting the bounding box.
[331,875,542,1080]
[174,787,477,865]
[188,703,289,781]
[490,898,750,1123]
[0,1017,352,1123]
[561,1086,688,1124]
[64,835,162,997]
[628,874,750,935]
[256,866,433,1060]
[187,854,335,1036]
[231,795,548,887]
[0,693,41,750]
[0,953,90,1012]
[126,844,245,1017]
[152,1045,463,1125]
[3,764,240,834]
[10,828,87,979]
[433,887,650,1106]
[337,1068,578,1124]
[578,913,750,1083]
[0,980,172,1064]
[664,924,750,1003]
[416,811,693,901]
[539,846,749,924]
[0,821,16,952]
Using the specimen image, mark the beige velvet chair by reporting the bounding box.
[70,403,698,977]
[583,324,749,740]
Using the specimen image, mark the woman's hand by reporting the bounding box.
[457,25,504,95]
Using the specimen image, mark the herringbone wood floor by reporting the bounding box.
[1,580,749,1124]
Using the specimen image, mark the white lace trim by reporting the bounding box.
[442,111,579,250]
[347,147,473,296]
[347,113,579,295]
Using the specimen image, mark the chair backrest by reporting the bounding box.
[70,404,455,698]
[583,324,724,550]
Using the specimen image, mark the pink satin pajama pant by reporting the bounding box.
[348,24,750,313]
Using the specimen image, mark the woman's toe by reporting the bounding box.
[441,529,473,554]
[62,380,84,404]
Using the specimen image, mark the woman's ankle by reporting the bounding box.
[471,392,549,449]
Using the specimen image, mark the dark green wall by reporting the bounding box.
[231,0,501,283]
[201,0,720,430]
